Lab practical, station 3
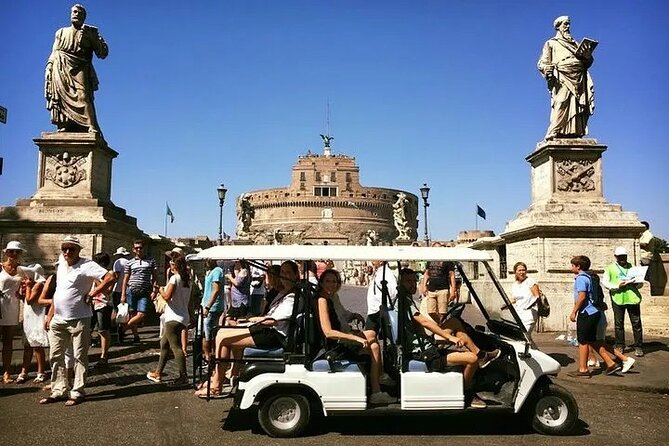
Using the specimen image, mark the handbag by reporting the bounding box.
[536,291,550,318]
[154,296,167,314]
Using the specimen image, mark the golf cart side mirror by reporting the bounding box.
[518,341,532,359]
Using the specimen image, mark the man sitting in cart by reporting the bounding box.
[399,268,499,408]
[195,260,300,397]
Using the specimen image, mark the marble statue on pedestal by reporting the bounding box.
[537,16,595,141]
[393,193,411,241]
[46,4,108,134]
[236,194,254,238]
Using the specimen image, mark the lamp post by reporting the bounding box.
[217,184,227,245]
[420,183,430,246]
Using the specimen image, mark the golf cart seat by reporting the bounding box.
[243,347,284,358]
[312,359,362,373]
[385,308,399,343]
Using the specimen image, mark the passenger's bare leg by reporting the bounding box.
[368,340,382,393]
[446,351,478,389]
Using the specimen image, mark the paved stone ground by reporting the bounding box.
[1,285,669,445]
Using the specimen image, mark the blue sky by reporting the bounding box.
[1,0,668,241]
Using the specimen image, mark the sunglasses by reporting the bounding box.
[61,246,80,253]
[5,249,21,254]
[133,246,143,250]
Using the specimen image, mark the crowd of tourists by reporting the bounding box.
[0,236,648,406]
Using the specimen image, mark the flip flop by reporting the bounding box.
[39,395,66,405]
[65,397,84,406]
[197,389,231,399]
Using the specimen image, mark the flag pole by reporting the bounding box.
[165,201,168,237]
[475,205,478,231]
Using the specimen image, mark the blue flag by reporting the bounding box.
[476,205,486,220]
[166,202,175,223]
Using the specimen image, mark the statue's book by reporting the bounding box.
[575,38,598,59]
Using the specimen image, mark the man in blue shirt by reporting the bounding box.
[568,255,621,377]
[201,259,224,361]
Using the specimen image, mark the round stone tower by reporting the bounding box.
[238,137,418,245]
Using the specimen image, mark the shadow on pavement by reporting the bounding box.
[221,409,591,437]
[0,386,41,397]
[86,383,188,402]
[548,352,575,366]
[643,341,668,354]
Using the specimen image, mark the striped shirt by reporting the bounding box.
[124,257,156,294]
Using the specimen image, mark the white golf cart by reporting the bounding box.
[191,244,578,437]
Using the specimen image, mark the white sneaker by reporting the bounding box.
[369,391,396,405]
[621,357,636,373]
[587,359,601,368]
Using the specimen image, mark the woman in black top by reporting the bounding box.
[315,269,394,404]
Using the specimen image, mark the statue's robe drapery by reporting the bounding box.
[45,25,108,131]
[538,36,594,140]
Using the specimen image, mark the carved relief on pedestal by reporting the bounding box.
[555,159,596,192]
[44,152,87,188]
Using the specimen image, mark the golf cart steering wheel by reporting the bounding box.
[444,302,466,320]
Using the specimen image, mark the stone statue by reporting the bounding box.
[366,229,379,246]
[236,194,254,238]
[393,193,411,241]
[45,4,108,134]
[320,134,334,148]
[537,16,595,140]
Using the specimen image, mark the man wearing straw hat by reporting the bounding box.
[40,236,114,406]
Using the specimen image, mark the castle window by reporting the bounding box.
[331,171,336,182]
[299,172,306,181]
[300,182,306,190]
[314,186,337,197]
[315,172,321,182]
[346,172,352,182]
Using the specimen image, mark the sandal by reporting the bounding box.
[33,373,46,384]
[146,371,162,383]
[2,373,14,384]
[15,373,28,384]
[39,395,66,404]
[65,397,84,406]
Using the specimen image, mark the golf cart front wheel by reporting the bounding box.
[529,383,578,435]
[258,393,311,437]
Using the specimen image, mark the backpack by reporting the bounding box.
[588,272,606,310]
[536,291,550,318]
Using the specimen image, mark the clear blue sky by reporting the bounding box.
[1,1,668,241]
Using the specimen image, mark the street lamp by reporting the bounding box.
[217,184,227,245]
[420,183,430,245]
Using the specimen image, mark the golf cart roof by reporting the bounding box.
[191,244,492,262]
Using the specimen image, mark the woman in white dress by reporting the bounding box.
[0,242,45,383]
[17,264,49,383]
[510,262,540,340]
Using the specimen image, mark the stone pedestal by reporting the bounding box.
[0,132,143,268]
[498,138,653,332]
[502,138,645,276]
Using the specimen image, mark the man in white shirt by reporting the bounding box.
[40,236,114,406]
[363,261,398,339]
